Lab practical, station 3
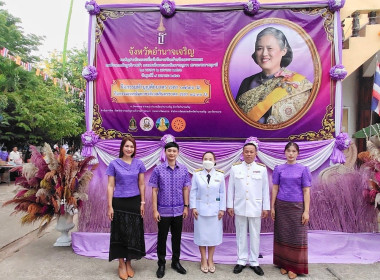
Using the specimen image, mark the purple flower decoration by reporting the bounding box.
[243,0,260,16]
[331,132,350,164]
[328,0,345,12]
[85,1,101,15]
[329,64,347,81]
[245,136,260,150]
[160,0,176,18]
[81,130,99,157]
[160,134,176,162]
[82,66,98,81]
[335,132,350,150]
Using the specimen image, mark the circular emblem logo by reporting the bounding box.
[140,117,154,131]
[171,117,186,132]
[155,117,170,132]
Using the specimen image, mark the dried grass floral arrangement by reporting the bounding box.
[3,143,96,231]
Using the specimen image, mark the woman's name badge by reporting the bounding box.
[214,179,221,182]
[252,171,261,173]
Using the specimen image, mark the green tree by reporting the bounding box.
[0,1,44,62]
[0,3,86,150]
[0,56,85,146]
[44,47,87,90]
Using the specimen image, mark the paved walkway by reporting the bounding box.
[0,182,379,280]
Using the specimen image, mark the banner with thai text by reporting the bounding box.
[93,8,334,140]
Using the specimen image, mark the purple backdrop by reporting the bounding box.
[93,8,333,139]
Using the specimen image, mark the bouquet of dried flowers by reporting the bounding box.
[3,143,96,230]
[359,140,380,210]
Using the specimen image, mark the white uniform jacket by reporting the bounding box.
[190,168,226,216]
[227,161,270,217]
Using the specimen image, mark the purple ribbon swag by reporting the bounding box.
[81,130,99,157]
[243,0,260,16]
[85,1,101,15]
[329,64,347,81]
[328,0,346,12]
[82,66,98,82]
[331,132,351,164]
[160,134,176,162]
[240,136,260,161]
[160,0,176,18]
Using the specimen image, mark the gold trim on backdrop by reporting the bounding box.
[288,105,335,141]
[294,8,334,42]
[92,102,334,141]
[95,11,133,44]
[222,17,322,130]
[92,104,132,139]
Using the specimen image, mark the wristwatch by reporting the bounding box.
[184,204,189,207]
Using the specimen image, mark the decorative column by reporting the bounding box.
[368,11,377,25]
[351,11,360,37]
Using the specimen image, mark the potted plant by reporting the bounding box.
[3,143,96,245]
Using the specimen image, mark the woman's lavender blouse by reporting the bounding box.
[106,158,146,198]
[272,163,311,202]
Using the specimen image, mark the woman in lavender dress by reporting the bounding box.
[271,142,311,279]
[106,136,146,280]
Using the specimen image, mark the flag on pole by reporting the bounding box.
[371,62,380,115]
[1,48,8,57]
[26,63,32,71]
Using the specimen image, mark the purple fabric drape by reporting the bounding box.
[98,1,329,9]
[94,138,335,162]
[72,231,380,264]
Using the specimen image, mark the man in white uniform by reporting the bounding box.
[227,142,270,276]
[8,146,21,164]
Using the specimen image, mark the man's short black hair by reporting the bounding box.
[243,143,257,151]
[164,142,179,151]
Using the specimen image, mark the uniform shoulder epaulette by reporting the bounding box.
[233,161,242,166]
[194,168,204,172]
[257,162,266,167]
[215,169,224,173]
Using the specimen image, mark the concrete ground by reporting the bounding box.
[0,182,379,280]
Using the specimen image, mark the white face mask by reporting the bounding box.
[203,160,214,170]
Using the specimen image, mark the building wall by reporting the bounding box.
[342,69,359,138]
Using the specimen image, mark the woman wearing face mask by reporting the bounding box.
[190,151,226,273]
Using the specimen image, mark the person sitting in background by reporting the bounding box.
[0,147,8,162]
[24,148,32,163]
[9,146,22,165]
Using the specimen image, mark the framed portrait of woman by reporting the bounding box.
[223,18,321,130]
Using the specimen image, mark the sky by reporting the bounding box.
[2,0,89,58]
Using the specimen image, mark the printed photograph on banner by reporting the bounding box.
[156,117,170,132]
[171,117,186,132]
[140,117,154,132]
[223,18,321,130]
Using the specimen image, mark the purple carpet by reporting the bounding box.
[72,230,380,264]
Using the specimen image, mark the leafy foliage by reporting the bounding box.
[0,3,86,147]
[0,56,85,145]
[0,2,44,62]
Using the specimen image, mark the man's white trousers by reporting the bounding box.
[235,215,261,266]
